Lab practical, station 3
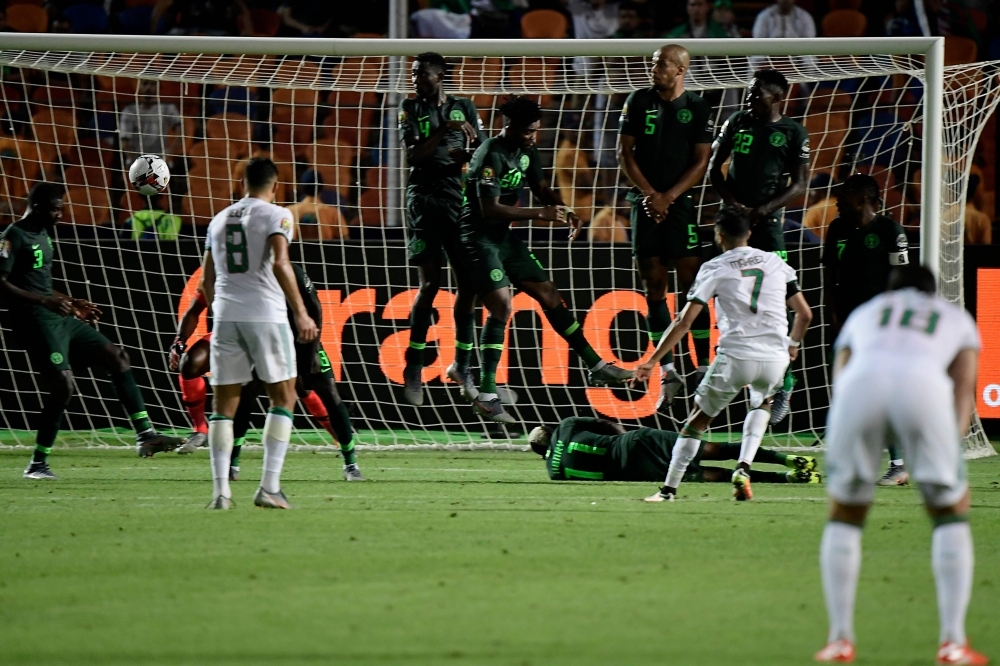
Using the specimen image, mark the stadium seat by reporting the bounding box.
[204,113,252,160]
[271,88,319,153]
[828,0,862,8]
[553,138,596,223]
[95,74,139,110]
[944,36,978,66]
[118,5,153,34]
[274,57,322,88]
[452,57,503,92]
[821,9,867,37]
[286,199,350,240]
[520,9,567,39]
[184,158,237,225]
[357,167,387,226]
[249,8,281,37]
[322,91,376,151]
[63,185,112,225]
[63,4,109,33]
[62,164,111,190]
[31,108,77,162]
[304,140,355,198]
[507,60,559,107]
[804,111,849,174]
[5,5,48,32]
[335,56,387,90]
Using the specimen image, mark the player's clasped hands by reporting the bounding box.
[295,312,319,343]
[642,191,675,222]
[566,211,583,241]
[540,204,568,223]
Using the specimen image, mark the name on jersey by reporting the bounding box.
[728,254,764,269]
[228,207,246,218]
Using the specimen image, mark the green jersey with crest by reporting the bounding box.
[459,136,545,233]
[714,110,810,209]
[398,95,484,195]
[0,220,55,310]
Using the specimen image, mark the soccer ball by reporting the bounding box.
[128,154,170,196]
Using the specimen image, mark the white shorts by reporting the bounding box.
[825,364,967,508]
[209,320,297,386]
[694,353,787,418]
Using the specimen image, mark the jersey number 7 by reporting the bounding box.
[741,268,764,313]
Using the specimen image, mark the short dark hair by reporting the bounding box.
[414,51,448,73]
[753,68,789,94]
[500,95,542,127]
[244,157,279,191]
[888,264,935,294]
[714,207,750,238]
[841,173,881,203]
[27,181,64,209]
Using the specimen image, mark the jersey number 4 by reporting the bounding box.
[879,306,940,335]
[741,268,764,313]
[225,223,248,274]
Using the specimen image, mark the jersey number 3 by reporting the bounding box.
[225,223,249,274]
[741,268,764,313]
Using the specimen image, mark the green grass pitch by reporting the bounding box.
[1,446,998,665]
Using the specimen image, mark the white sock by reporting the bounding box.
[663,361,676,373]
[820,521,862,643]
[260,408,293,493]
[589,359,607,372]
[208,417,233,499]
[932,521,974,645]
[891,459,904,467]
[739,408,770,466]
[664,436,700,489]
[478,392,498,402]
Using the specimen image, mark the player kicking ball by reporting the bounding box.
[529,416,819,484]
[0,183,182,479]
[815,266,987,665]
[201,157,318,510]
[633,208,812,501]
[459,96,633,423]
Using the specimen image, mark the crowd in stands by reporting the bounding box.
[0,0,996,245]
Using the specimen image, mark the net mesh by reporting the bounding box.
[0,47,995,457]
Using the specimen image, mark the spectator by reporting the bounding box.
[121,194,183,241]
[964,174,992,244]
[613,1,651,38]
[588,204,629,243]
[151,0,252,36]
[802,173,838,241]
[286,171,350,240]
[666,0,730,38]
[564,0,619,40]
[711,0,741,38]
[470,0,525,39]
[411,0,472,38]
[276,2,336,37]
[885,0,921,37]
[751,0,815,39]
[0,8,14,32]
[118,80,183,169]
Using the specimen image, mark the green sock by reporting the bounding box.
[231,437,245,466]
[479,315,506,394]
[32,444,51,464]
[405,306,433,367]
[340,433,357,466]
[690,306,711,367]
[454,311,476,369]
[646,297,672,366]
[782,369,796,393]
[330,402,356,464]
[753,447,789,466]
[888,445,902,464]
[110,369,152,433]
[34,397,65,462]
[544,305,601,368]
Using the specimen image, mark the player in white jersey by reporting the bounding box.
[633,208,813,501]
[201,157,318,510]
[815,265,986,666]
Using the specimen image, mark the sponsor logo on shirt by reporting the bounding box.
[677,108,693,124]
[769,132,787,147]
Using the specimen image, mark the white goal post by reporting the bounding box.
[0,34,995,458]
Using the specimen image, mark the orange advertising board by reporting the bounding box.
[976,268,1000,417]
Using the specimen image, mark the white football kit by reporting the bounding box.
[206,197,296,385]
[825,288,980,507]
[686,246,798,416]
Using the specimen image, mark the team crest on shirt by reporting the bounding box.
[449,109,466,122]
[490,268,504,282]
[769,132,787,147]
[0,238,9,259]
[864,233,880,249]
[50,352,63,365]
[677,108,692,124]
[519,155,530,170]
[398,109,407,123]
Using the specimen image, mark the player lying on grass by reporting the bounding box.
[634,208,813,502]
[1,182,182,480]
[168,264,362,481]
[815,265,987,666]
[529,416,819,484]
[459,95,633,423]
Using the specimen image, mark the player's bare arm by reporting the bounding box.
[200,249,215,306]
[479,193,566,225]
[633,300,704,382]
[750,162,809,222]
[617,134,656,199]
[948,348,978,436]
[785,291,813,361]
[169,293,207,371]
[269,234,318,343]
[529,178,582,240]
[0,272,98,320]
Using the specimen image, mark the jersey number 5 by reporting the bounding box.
[741,268,764,313]
[879,306,940,335]
[225,223,249,274]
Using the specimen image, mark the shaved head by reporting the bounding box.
[650,44,690,95]
[657,44,690,69]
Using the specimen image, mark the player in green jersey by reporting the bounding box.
[398,52,486,407]
[617,44,715,410]
[709,68,810,424]
[823,173,911,486]
[528,416,819,484]
[0,183,182,479]
[459,96,633,423]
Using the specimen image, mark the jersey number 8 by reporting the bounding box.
[225,223,248,274]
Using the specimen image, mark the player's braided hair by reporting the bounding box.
[27,181,65,210]
[753,68,789,94]
[714,207,750,238]
[842,173,882,204]
[414,51,448,73]
[500,95,542,127]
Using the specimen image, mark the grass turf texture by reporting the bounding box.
[1,449,998,666]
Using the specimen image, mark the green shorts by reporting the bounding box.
[12,307,113,375]
[628,193,702,260]
[406,189,465,265]
[748,215,787,258]
[463,228,549,297]
[296,340,333,379]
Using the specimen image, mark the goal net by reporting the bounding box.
[0,36,995,458]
